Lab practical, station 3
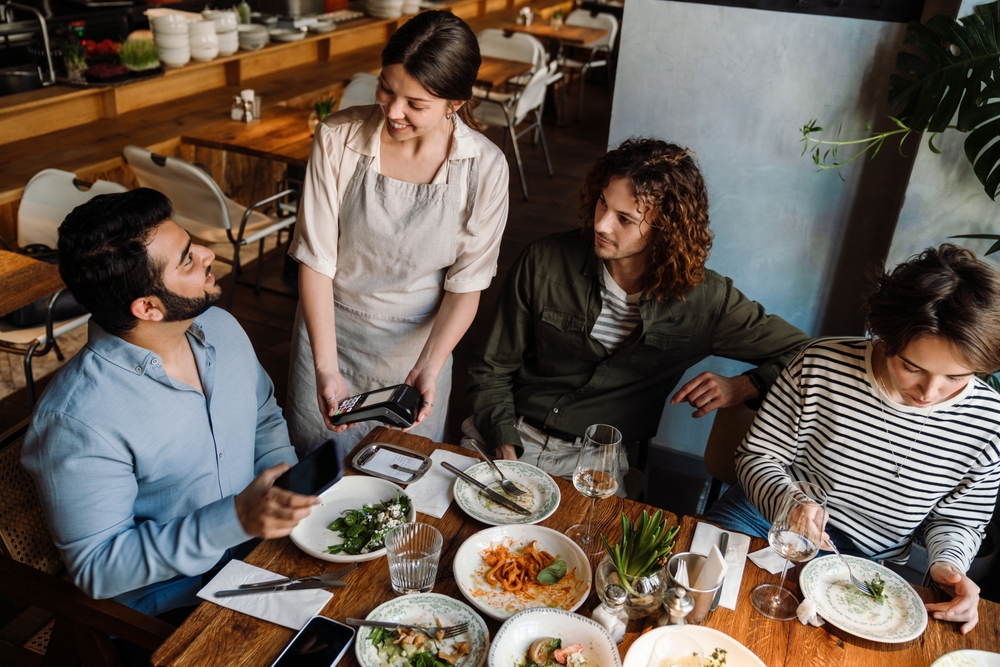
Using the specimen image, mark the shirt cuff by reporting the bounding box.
[444,274,495,294]
[202,496,253,550]
[289,239,337,280]
[491,423,524,458]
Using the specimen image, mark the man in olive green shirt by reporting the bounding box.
[465,139,809,481]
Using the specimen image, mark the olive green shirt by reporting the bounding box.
[468,231,810,455]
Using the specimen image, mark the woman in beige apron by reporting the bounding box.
[286,11,510,456]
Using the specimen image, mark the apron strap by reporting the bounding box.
[449,158,480,237]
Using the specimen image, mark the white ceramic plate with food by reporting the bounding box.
[453,524,591,621]
[289,476,415,563]
[488,608,620,667]
[623,626,765,667]
[453,461,560,526]
[800,555,928,643]
[355,593,490,667]
[931,650,1000,667]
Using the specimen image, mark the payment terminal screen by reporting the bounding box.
[359,387,395,407]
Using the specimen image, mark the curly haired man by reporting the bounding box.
[464,138,809,490]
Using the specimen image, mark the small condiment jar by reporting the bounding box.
[230,96,244,121]
[660,586,695,626]
[592,584,628,643]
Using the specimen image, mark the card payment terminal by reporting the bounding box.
[331,384,423,428]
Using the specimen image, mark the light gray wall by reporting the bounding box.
[610,0,907,455]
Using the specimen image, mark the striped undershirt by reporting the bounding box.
[736,337,1000,571]
[590,264,642,353]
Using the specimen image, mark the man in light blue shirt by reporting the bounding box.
[22,188,315,618]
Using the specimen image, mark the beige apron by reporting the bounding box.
[287,153,478,456]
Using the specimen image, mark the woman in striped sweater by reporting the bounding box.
[708,244,1000,633]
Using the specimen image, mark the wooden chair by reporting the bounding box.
[0,419,174,667]
[702,404,757,510]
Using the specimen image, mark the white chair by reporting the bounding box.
[477,28,547,93]
[474,61,556,200]
[560,10,619,118]
[123,145,297,310]
[338,72,379,111]
[0,169,126,407]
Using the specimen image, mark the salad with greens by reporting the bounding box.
[325,491,412,555]
[369,626,470,667]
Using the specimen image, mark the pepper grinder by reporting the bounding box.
[240,89,255,123]
[659,586,694,626]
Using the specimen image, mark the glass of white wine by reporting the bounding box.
[565,424,621,555]
[751,480,828,621]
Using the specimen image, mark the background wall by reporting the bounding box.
[610,0,910,455]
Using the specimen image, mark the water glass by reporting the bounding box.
[385,523,442,595]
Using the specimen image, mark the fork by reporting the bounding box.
[344,619,470,638]
[826,540,871,596]
[466,438,528,497]
[239,562,358,589]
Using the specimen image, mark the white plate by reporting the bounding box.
[489,608,620,667]
[931,650,1000,667]
[454,461,560,526]
[453,525,591,621]
[355,593,489,667]
[269,28,306,41]
[800,555,928,643]
[623,626,766,667]
[289,476,415,563]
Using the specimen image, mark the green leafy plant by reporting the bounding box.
[601,510,678,595]
[800,1,1000,199]
[118,39,160,72]
[314,96,335,121]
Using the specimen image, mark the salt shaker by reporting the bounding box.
[592,584,628,643]
[240,89,255,123]
[660,586,694,626]
[230,96,244,121]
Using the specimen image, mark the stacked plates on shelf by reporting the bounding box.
[238,24,270,51]
[365,0,404,20]
[269,28,307,42]
[189,19,219,62]
[205,10,239,56]
[152,13,190,68]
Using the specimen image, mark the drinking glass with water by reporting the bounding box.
[385,523,443,595]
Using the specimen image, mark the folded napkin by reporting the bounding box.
[197,559,333,630]
[797,598,825,626]
[403,449,479,518]
[748,546,792,575]
[691,522,751,610]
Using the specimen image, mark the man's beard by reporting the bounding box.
[154,283,222,322]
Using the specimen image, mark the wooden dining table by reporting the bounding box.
[180,106,316,169]
[503,22,609,46]
[0,249,65,318]
[151,427,1000,667]
[475,56,535,91]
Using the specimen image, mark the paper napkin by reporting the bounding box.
[691,522,752,610]
[748,546,792,575]
[197,559,333,630]
[403,449,479,518]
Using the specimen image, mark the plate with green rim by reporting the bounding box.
[354,593,490,667]
[930,650,1000,666]
[800,554,928,643]
[453,461,560,526]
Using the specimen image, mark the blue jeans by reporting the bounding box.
[705,484,864,558]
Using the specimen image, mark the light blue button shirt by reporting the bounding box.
[22,307,297,617]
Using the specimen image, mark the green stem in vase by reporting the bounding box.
[601,510,678,597]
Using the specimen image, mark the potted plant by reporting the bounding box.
[309,96,335,131]
[118,39,161,74]
[62,38,87,84]
[596,509,679,618]
[550,8,564,31]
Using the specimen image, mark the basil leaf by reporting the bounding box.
[548,638,562,651]
[537,559,567,584]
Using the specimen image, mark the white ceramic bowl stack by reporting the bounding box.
[189,19,219,62]
[205,10,239,57]
[365,0,404,20]
[152,14,190,68]
[238,24,270,51]
[400,0,421,14]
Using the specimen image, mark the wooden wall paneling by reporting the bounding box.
[240,41,324,80]
[0,91,105,144]
[114,67,230,115]
[327,23,396,57]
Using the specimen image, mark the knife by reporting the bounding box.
[710,531,729,611]
[214,580,347,598]
[441,461,532,516]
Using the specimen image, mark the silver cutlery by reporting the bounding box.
[344,618,469,638]
[466,438,528,497]
[710,531,729,611]
[214,580,347,598]
[239,562,358,589]
[441,461,532,516]
[827,540,871,596]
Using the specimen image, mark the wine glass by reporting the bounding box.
[750,480,828,621]
[565,424,621,554]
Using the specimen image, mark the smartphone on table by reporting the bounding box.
[270,616,355,667]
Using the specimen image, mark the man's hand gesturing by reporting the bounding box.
[234,463,319,538]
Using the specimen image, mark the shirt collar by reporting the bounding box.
[87,316,210,378]
[344,104,481,161]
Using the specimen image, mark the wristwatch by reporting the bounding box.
[742,370,765,396]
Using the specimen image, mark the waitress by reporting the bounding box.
[286,11,510,455]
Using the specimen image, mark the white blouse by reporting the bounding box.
[289,104,510,293]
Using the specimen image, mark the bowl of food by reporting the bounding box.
[488,608,620,667]
[453,525,591,621]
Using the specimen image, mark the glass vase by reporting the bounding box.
[595,554,666,619]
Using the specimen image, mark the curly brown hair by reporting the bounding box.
[579,138,712,301]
